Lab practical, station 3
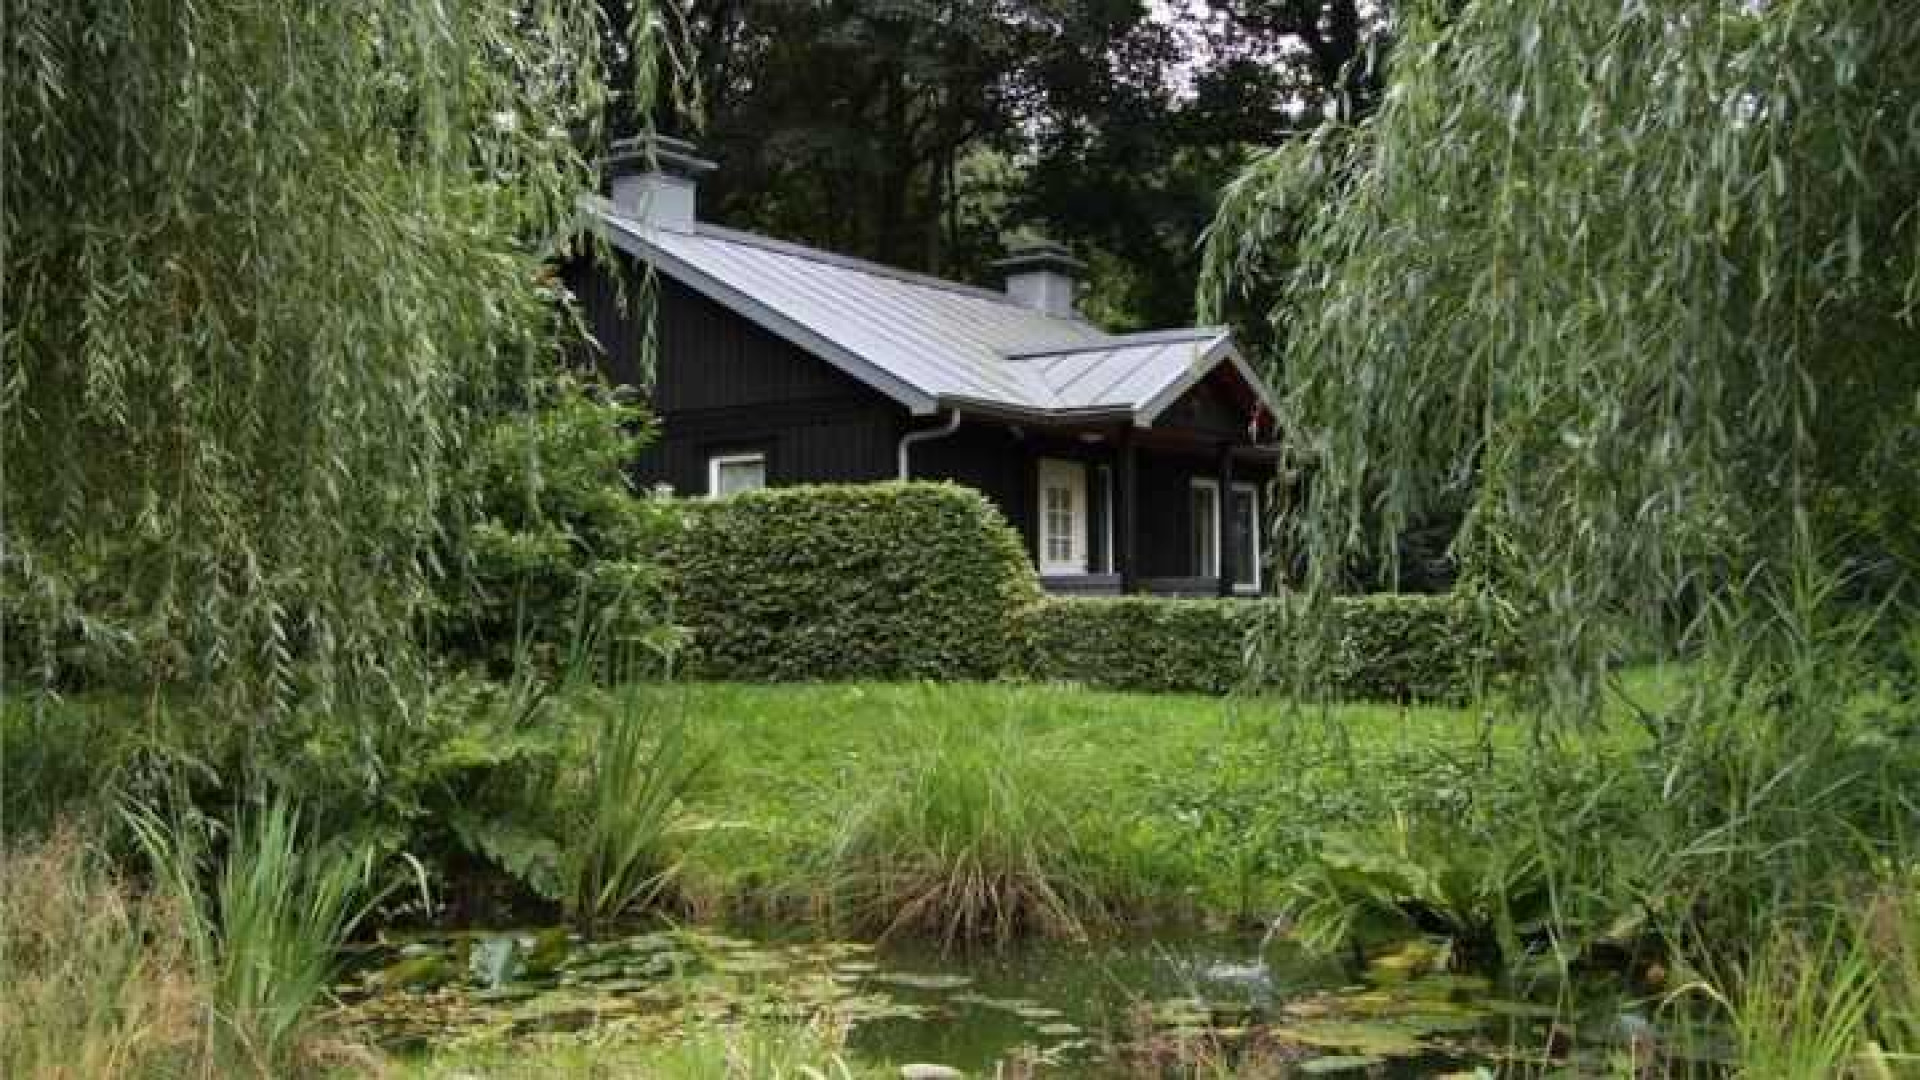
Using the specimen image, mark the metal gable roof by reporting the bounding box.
[584,197,1276,424]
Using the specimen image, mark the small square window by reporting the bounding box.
[708,453,766,497]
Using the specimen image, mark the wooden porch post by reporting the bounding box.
[1216,442,1236,597]
[1019,449,1040,569]
[1118,426,1138,594]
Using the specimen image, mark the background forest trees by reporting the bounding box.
[620,0,1390,330]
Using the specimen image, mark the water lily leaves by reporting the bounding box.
[1034,1022,1081,1036]
[521,927,573,975]
[1271,1018,1429,1056]
[470,985,541,1004]
[371,952,454,990]
[471,936,522,989]
[570,960,627,981]
[1395,1012,1484,1036]
[1401,973,1493,996]
[339,925,1627,1076]
[949,993,1044,1015]
[713,949,789,975]
[1149,997,1214,1028]
[615,931,681,954]
[1366,939,1451,979]
[1297,1055,1387,1075]
[875,972,973,990]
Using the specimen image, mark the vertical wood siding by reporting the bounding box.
[567,255,902,495]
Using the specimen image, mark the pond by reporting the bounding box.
[340,923,1721,1076]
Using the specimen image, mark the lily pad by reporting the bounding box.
[1273,1019,1429,1056]
[521,928,572,975]
[1401,973,1493,995]
[1035,1022,1081,1036]
[470,936,521,989]
[370,953,453,990]
[713,951,789,976]
[470,985,541,1004]
[1151,997,1214,1027]
[1297,1055,1387,1075]
[1367,940,1451,979]
[1483,998,1561,1020]
[875,972,973,991]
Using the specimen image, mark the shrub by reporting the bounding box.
[1017,593,1492,702]
[437,374,683,677]
[670,483,1040,682]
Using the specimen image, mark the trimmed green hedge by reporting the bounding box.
[670,483,1041,681]
[663,481,1490,700]
[1016,593,1492,703]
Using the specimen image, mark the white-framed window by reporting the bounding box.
[1190,478,1219,579]
[707,452,766,497]
[1228,482,1262,593]
[1036,458,1087,575]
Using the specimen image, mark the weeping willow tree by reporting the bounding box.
[3,2,684,709]
[1203,0,1920,708]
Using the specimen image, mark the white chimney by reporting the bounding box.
[993,240,1084,318]
[606,134,716,233]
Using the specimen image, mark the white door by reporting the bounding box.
[1037,458,1088,576]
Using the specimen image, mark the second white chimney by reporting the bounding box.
[606,134,716,233]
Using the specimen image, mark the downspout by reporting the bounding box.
[897,409,963,480]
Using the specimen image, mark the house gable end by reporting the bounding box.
[590,214,941,415]
[564,252,907,495]
[1154,367,1261,441]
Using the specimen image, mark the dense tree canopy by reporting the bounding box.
[1202,0,1920,702]
[648,0,1392,326]
[3,2,669,708]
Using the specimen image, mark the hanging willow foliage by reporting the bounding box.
[2,2,684,710]
[1201,0,1920,709]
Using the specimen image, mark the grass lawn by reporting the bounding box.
[615,678,1619,923]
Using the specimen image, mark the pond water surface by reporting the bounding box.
[340,923,1715,1076]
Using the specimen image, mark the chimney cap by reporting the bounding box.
[992,238,1085,276]
[606,133,717,182]
[993,236,1082,318]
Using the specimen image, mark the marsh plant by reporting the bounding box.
[0,829,209,1078]
[127,797,387,1072]
[1282,812,1549,967]
[824,715,1114,948]
[560,699,711,930]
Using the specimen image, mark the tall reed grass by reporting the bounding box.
[127,796,385,1072]
[823,714,1115,947]
[561,700,709,929]
[0,828,206,1078]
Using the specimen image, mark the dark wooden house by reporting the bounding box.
[569,137,1283,596]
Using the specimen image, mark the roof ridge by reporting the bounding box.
[691,223,1023,306]
[1000,326,1228,360]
